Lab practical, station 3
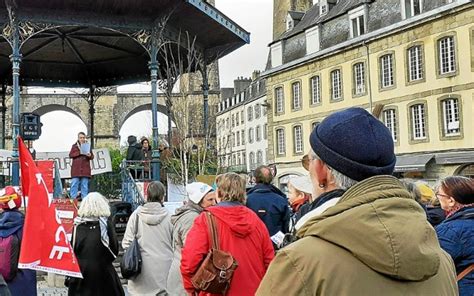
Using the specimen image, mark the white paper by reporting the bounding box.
[271,231,285,247]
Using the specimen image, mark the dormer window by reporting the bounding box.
[305,26,320,54]
[286,14,294,31]
[349,6,366,38]
[270,42,283,68]
[320,2,328,15]
[402,0,423,19]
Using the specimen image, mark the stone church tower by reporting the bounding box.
[273,0,313,40]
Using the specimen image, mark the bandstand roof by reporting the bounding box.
[0,0,250,87]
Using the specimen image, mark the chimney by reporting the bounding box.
[233,76,252,94]
[252,70,261,81]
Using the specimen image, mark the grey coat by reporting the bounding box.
[166,203,203,296]
[122,203,173,296]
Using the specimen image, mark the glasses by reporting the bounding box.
[435,192,450,199]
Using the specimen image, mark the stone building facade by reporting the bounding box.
[264,0,474,189]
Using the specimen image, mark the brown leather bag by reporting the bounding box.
[191,212,238,294]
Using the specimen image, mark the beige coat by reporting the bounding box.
[256,176,458,296]
[122,203,173,296]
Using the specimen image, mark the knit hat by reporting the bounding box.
[289,176,313,195]
[186,182,214,204]
[310,107,396,181]
[0,186,22,209]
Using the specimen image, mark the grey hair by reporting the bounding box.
[78,192,111,218]
[147,181,166,203]
[309,149,357,190]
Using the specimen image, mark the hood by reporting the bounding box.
[247,183,286,198]
[298,176,441,282]
[137,202,169,225]
[171,202,203,225]
[208,203,254,238]
[0,210,24,237]
[127,135,137,145]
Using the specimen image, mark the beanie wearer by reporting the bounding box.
[309,107,396,181]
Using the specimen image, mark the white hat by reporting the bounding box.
[289,176,313,195]
[186,182,213,204]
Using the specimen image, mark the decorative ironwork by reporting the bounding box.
[131,29,152,47]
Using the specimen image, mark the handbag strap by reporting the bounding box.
[457,263,474,281]
[71,225,77,249]
[134,212,140,239]
[205,211,219,250]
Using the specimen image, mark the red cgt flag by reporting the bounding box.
[17,137,82,278]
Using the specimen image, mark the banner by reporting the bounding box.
[17,138,82,278]
[0,148,112,178]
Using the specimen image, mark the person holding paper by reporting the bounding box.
[69,132,94,199]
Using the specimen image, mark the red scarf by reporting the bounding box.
[291,196,309,213]
[446,203,474,218]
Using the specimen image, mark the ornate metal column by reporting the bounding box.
[10,18,22,186]
[88,85,95,149]
[0,83,7,149]
[149,36,160,181]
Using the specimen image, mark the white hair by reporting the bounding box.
[78,192,111,218]
[310,149,357,190]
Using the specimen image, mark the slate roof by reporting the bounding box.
[272,0,366,44]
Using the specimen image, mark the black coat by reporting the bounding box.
[67,220,124,296]
[126,143,143,162]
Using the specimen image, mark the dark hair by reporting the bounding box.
[141,137,151,151]
[440,176,474,205]
[78,132,86,137]
[254,165,273,184]
[147,181,166,203]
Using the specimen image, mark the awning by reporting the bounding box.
[435,151,474,165]
[395,154,434,172]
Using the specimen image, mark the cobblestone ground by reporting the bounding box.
[36,281,129,296]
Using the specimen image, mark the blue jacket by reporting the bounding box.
[246,184,290,236]
[0,210,37,296]
[436,206,474,296]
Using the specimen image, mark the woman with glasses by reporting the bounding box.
[435,176,474,296]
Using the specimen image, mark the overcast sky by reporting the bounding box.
[33,1,273,152]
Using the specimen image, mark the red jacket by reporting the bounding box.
[181,203,275,296]
[69,143,94,178]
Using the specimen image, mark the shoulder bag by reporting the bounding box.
[120,213,142,279]
[457,264,474,281]
[191,211,238,294]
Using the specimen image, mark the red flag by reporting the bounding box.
[17,137,82,278]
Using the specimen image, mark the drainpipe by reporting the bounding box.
[363,41,373,112]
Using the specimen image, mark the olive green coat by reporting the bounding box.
[256,176,458,296]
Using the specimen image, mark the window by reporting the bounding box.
[310,76,321,104]
[237,154,241,165]
[257,150,263,165]
[442,98,460,136]
[380,54,394,88]
[276,129,286,155]
[410,104,426,140]
[247,106,253,121]
[226,118,229,129]
[248,128,254,143]
[275,87,284,113]
[232,154,236,166]
[231,114,235,127]
[241,129,245,145]
[263,124,268,140]
[292,82,302,109]
[240,110,244,124]
[249,152,256,169]
[408,45,423,81]
[256,125,261,142]
[270,42,283,68]
[353,62,366,95]
[383,109,397,142]
[305,26,320,54]
[293,125,303,154]
[439,36,456,75]
[242,153,246,166]
[255,104,261,119]
[403,0,422,19]
[236,131,240,146]
[331,69,342,100]
[236,113,239,126]
[231,132,235,147]
[350,15,365,38]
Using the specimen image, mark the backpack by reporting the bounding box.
[0,233,20,282]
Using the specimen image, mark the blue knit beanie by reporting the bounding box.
[310,107,396,181]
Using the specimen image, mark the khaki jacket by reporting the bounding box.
[256,176,458,296]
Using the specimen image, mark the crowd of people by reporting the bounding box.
[0,107,473,296]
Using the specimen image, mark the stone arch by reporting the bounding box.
[454,164,474,178]
[32,104,89,134]
[118,103,171,133]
